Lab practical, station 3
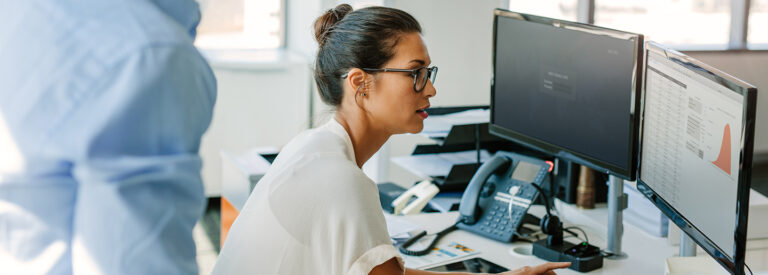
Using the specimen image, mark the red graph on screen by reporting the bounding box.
[712,124,731,175]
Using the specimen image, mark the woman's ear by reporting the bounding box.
[345,68,367,97]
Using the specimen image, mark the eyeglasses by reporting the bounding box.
[342,66,438,93]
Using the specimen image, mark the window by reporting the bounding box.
[508,0,578,21]
[352,0,386,8]
[194,0,284,50]
[749,0,768,47]
[594,0,730,49]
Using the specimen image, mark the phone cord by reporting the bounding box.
[397,222,459,256]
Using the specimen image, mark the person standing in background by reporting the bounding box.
[0,0,216,274]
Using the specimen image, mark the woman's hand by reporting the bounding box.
[501,262,571,275]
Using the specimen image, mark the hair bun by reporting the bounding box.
[314,4,353,46]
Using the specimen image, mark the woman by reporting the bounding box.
[213,4,570,275]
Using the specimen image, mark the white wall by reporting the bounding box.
[199,54,312,196]
[391,0,505,107]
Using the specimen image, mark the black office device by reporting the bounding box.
[489,9,644,180]
[456,151,552,242]
[637,42,757,275]
[426,257,508,273]
[532,241,603,272]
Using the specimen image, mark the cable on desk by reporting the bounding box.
[746,263,753,275]
[563,229,585,243]
[564,226,589,244]
[513,229,544,241]
[507,193,519,239]
[398,223,458,256]
[512,224,582,243]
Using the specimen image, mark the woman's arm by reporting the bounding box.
[370,257,571,275]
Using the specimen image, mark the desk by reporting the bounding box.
[388,203,768,274]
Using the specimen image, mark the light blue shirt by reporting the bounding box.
[0,0,216,274]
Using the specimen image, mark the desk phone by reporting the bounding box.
[457,151,552,242]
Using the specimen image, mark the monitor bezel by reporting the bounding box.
[489,9,644,180]
[636,41,757,275]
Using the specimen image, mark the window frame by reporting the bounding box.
[566,0,768,52]
[195,0,287,51]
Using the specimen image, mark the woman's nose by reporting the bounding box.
[423,80,436,98]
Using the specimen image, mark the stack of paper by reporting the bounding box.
[391,150,491,178]
[420,109,490,139]
[401,241,481,270]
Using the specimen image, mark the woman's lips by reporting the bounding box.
[416,109,428,119]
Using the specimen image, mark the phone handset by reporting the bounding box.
[458,155,511,224]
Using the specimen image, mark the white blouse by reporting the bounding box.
[212,118,403,275]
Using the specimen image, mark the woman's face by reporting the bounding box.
[365,32,436,134]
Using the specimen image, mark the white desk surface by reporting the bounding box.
[389,204,768,274]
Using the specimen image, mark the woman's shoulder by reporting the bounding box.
[276,125,349,162]
[276,150,369,193]
[262,141,375,220]
[264,124,366,187]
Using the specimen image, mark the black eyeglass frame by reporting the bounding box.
[342,66,438,93]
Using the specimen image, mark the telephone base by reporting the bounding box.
[532,239,603,272]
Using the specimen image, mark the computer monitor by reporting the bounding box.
[489,9,644,180]
[637,42,757,274]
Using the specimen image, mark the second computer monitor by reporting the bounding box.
[489,9,644,180]
[638,41,757,274]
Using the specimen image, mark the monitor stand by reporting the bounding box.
[606,175,628,259]
[680,234,697,257]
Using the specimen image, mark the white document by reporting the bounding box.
[384,214,421,238]
[420,109,490,139]
[401,241,480,270]
[231,146,279,176]
[391,150,491,178]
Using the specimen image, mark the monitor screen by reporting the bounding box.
[638,42,756,273]
[489,9,643,180]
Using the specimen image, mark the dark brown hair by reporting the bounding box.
[313,4,422,106]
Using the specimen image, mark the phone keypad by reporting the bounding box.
[464,182,540,242]
[476,204,517,241]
